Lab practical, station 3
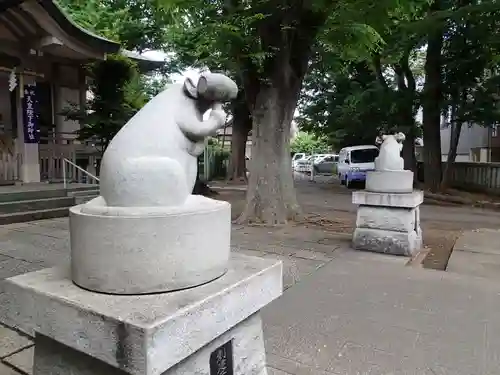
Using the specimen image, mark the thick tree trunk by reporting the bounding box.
[236,86,301,225]
[422,0,444,192]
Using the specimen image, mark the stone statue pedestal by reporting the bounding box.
[70,195,231,294]
[365,170,414,193]
[352,190,423,256]
[2,254,282,375]
[1,73,283,375]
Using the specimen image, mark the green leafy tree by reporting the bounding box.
[61,56,139,155]
[299,0,500,192]
[299,61,388,151]
[57,0,174,155]
[290,132,330,154]
[438,0,500,188]
[57,0,169,51]
[161,0,428,225]
[417,0,500,191]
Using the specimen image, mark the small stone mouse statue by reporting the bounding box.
[99,73,238,207]
[374,132,406,171]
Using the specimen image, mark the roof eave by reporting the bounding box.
[121,50,165,73]
[40,0,120,54]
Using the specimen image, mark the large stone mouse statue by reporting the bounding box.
[99,73,238,208]
[374,132,406,171]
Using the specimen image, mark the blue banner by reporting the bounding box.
[22,83,40,144]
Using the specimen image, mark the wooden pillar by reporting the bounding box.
[51,62,61,144]
[77,65,86,116]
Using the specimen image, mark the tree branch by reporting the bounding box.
[393,64,407,91]
[373,53,389,90]
[401,50,416,93]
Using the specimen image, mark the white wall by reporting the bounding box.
[440,124,489,161]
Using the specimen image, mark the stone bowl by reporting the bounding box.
[69,195,231,295]
[365,170,414,193]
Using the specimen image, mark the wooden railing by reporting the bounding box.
[0,153,20,182]
[443,162,500,194]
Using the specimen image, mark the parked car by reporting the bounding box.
[337,145,379,188]
[313,154,339,174]
[292,153,307,170]
[295,155,317,173]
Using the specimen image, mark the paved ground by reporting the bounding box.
[1,182,500,374]
[447,228,500,281]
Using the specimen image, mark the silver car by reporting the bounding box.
[313,154,339,174]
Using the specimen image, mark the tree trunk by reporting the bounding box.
[192,173,218,197]
[227,124,249,183]
[227,97,251,183]
[422,0,444,192]
[441,110,462,189]
[402,132,416,173]
[236,86,301,225]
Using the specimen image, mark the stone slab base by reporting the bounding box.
[353,227,422,256]
[356,206,418,233]
[352,190,423,208]
[2,254,282,375]
[365,170,414,193]
[33,313,267,375]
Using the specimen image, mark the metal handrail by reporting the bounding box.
[63,158,100,188]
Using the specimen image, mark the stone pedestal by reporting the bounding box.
[365,170,413,193]
[3,253,282,375]
[70,195,231,294]
[352,190,423,256]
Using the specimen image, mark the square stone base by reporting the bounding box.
[352,190,423,256]
[33,313,268,375]
[356,206,418,233]
[2,254,282,375]
[353,227,422,256]
[352,190,423,208]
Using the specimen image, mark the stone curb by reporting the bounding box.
[424,193,500,210]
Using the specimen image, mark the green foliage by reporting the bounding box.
[159,0,430,97]
[440,0,500,128]
[207,138,230,159]
[56,0,170,51]
[300,0,500,158]
[298,62,394,149]
[56,0,175,153]
[141,75,172,100]
[61,55,139,154]
[290,131,330,154]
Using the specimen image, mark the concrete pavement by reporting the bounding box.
[447,228,500,281]
[1,186,500,373]
[264,248,500,375]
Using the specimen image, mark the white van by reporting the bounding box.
[337,145,379,188]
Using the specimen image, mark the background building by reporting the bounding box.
[0,0,162,184]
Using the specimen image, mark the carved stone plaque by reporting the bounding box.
[209,339,234,375]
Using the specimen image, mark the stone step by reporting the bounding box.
[0,207,70,225]
[0,197,76,215]
[66,185,100,194]
[0,189,68,203]
[0,185,100,224]
[74,194,99,205]
[67,189,99,198]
